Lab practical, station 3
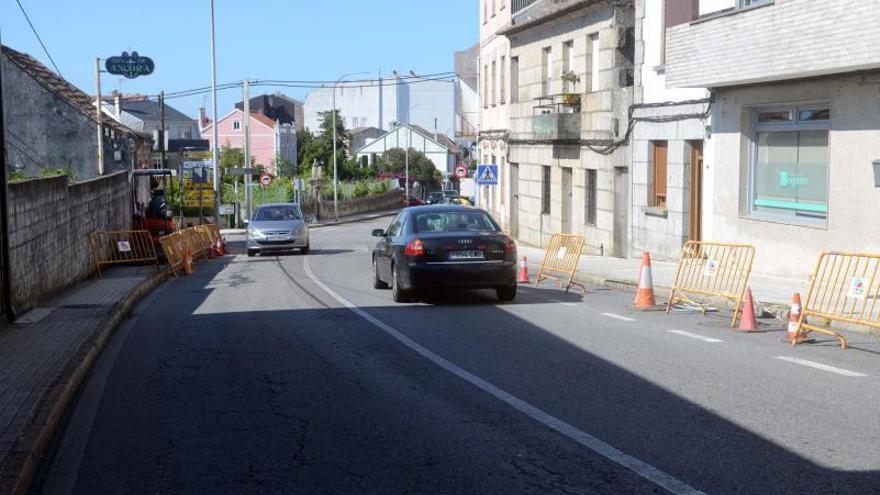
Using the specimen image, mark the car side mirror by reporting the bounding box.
[243,219,249,226]
[371,229,386,237]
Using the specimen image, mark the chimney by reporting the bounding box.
[114,93,122,118]
[199,107,208,127]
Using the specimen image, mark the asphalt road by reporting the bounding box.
[33,216,880,494]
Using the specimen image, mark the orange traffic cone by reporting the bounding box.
[206,240,215,259]
[633,252,657,309]
[738,287,757,332]
[517,257,530,284]
[785,292,814,344]
[215,238,224,257]
[183,247,194,275]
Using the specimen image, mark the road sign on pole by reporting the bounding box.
[259,173,273,188]
[476,164,499,185]
[455,165,468,178]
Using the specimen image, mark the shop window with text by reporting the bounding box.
[751,105,829,223]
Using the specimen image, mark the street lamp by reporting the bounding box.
[209,0,220,225]
[332,71,369,222]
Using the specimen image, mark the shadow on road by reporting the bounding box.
[33,254,879,495]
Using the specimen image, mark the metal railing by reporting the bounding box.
[512,0,539,14]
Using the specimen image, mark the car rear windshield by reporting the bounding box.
[414,211,499,233]
[254,206,301,221]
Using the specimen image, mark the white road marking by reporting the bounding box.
[600,312,637,322]
[303,257,705,495]
[561,302,580,307]
[668,330,725,344]
[775,356,867,377]
[669,330,724,344]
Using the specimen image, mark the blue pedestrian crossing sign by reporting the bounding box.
[476,164,499,185]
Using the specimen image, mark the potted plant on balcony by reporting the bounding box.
[560,70,581,111]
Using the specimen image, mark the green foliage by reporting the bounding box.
[8,170,29,182]
[370,180,390,195]
[38,167,76,181]
[220,144,245,169]
[375,148,440,188]
[300,110,350,180]
[352,181,370,198]
[273,155,297,178]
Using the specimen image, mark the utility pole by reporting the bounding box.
[159,91,166,168]
[405,125,410,199]
[209,0,220,225]
[95,58,104,175]
[0,49,16,321]
[378,69,383,131]
[243,79,251,222]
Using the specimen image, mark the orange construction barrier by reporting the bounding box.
[633,252,657,309]
[535,234,586,293]
[793,251,880,349]
[89,230,160,277]
[667,241,756,327]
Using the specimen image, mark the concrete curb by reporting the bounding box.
[0,270,169,495]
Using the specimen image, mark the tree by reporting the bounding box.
[220,144,244,169]
[376,148,441,188]
[273,155,297,178]
[299,110,350,179]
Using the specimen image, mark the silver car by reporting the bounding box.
[246,203,310,257]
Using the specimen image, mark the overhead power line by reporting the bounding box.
[14,0,62,76]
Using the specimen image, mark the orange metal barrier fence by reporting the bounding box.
[159,225,222,277]
[667,241,755,327]
[795,251,880,349]
[535,233,586,293]
[90,230,159,276]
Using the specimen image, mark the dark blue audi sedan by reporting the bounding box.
[371,205,518,303]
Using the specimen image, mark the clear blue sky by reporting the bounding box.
[0,0,478,119]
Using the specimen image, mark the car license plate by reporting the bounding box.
[448,250,484,261]
[268,235,288,242]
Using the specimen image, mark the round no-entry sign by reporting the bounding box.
[259,173,273,187]
[455,165,467,178]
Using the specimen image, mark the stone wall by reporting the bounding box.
[7,172,130,311]
[300,190,403,221]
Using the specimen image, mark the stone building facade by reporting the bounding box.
[498,0,635,255]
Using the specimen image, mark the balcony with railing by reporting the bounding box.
[531,93,581,141]
[512,0,539,14]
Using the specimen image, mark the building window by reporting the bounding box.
[491,0,496,16]
[589,33,600,92]
[483,0,488,23]
[510,56,519,103]
[483,65,489,108]
[562,40,574,92]
[586,169,597,225]
[542,47,552,96]
[491,60,497,105]
[541,166,551,214]
[700,0,773,17]
[751,104,829,223]
[232,120,241,131]
[500,157,506,205]
[650,141,668,209]
[499,56,506,104]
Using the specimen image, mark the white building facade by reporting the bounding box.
[303,76,455,141]
[629,0,711,261]
[477,0,513,231]
[666,0,880,277]
[353,123,456,174]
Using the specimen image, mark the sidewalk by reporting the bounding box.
[0,265,165,493]
[517,243,810,313]
[221,208,400,236]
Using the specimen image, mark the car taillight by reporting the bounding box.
[505,238,517,254]
[405,239,425,257]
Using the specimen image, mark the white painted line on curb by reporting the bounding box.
[668,330,724,344]
[600,312,637,322]
[303,257,705,495]
[775,356,867,377]
[561,302,580,307]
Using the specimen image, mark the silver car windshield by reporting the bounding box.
[255,206,301,222]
